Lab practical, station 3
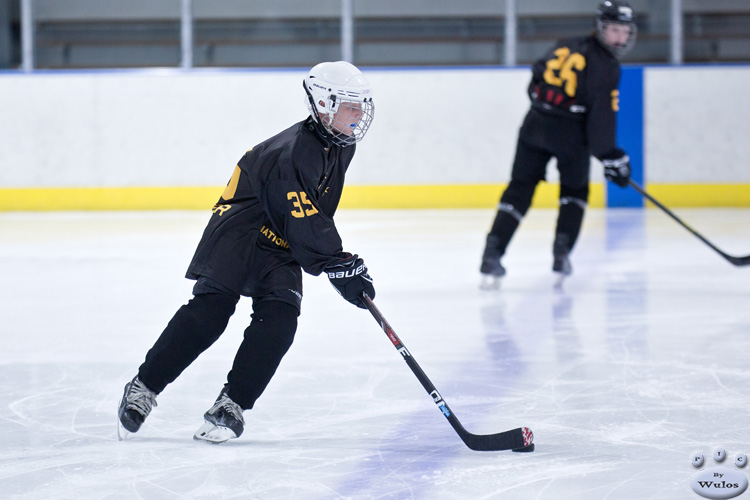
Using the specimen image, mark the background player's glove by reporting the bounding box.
[602,149,631,188]
[325,253,375,309]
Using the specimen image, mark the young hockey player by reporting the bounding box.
[118,61,376,443]
[480,0,636,287]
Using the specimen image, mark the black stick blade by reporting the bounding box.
[628,180,750,268]
[726,255,750,267]
[458,426,534,452]
[362,293,534,453]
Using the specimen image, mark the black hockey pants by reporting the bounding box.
[488,108,590,258]
[138,283,299,410]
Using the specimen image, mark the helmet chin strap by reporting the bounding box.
[303,80,337,146]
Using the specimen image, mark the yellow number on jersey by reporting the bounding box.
[222,148,254,201]
[287,191,319,218]
[221,165,241,200]
[543,47,587,97]
[611,89,620,111]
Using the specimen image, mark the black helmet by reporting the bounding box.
[597,0,635,24]
[596,0,637,57]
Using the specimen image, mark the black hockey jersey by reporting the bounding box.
[186,117,355,297]
[528,34,621,160]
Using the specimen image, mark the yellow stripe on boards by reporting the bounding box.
[643,184,750,208]
[0,184,747,211]
[338,184,605,209]
[0,187,221,211]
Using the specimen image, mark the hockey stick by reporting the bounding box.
[361,293,534,452]
[628,179,750,267]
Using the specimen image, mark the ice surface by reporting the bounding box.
[1,208,749,499]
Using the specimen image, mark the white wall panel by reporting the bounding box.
[0,68,531,188]
[2,65,750,189]
[353,68,529,185]
[0,69,307,187]
[645,66,750,182]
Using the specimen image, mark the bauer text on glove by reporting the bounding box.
[325,254,375,308]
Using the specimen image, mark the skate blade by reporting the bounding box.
[479,275,502,290]
[117,419,131,441]
[553,271,572,290]
[193,422,237,444]
[553,273,566,289]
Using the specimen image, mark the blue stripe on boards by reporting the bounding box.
[608,66,644,208]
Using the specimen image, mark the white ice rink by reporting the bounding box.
[1,207,749,500]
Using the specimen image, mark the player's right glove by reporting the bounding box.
[602,149,631,188]
[325,253,375,309]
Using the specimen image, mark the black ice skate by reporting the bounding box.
[552,255,572,276]
[552,235,573,287]
[117,376,158,440]
[193,386,245,444]
[480,235,507,290]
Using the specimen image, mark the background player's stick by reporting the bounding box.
[361,293,534,452]
[628,179,750,267]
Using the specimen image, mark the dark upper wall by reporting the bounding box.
[3,0,750,69]
[26,0,750,20]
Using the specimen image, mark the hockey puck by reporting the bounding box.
[512,444,535,453]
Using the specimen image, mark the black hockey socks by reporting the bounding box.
[138,292,238,393]
[225,300,299,410]
[554,195,587,256]
[552,194,587,275]
[497,179,535,218]
[485,179,536,250]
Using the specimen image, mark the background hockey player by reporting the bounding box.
[118,61,376,443]
[480,0,636,285]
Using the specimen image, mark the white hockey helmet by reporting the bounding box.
[304,61,374,147]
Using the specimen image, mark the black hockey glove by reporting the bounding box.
[602,149,631,188]
[325,253,375,309]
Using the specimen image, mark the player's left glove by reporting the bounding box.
[325,253,375,309]
[602,149,631,188]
